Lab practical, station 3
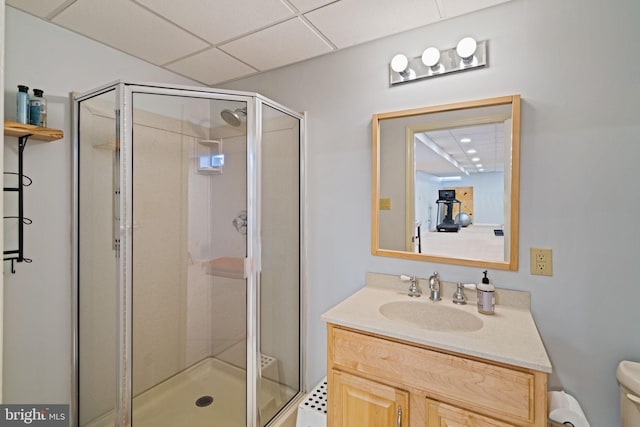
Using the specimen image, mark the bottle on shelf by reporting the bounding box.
[29,88,47,127]
[17,85,30,124]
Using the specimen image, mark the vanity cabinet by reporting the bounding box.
[425,398,515,427]
[327,324,547,427]
[332,370,408,426]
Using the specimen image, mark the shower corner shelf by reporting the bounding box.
[196,139,224,175]
[3,121,64,273]
[204,257,245,279]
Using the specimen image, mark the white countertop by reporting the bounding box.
[321,276,552,373]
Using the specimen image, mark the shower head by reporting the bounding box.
[220,107,246,127]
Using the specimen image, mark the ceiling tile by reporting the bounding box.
[166,48,257,85]
[438,0,512,18]
[52,0,209,65]
[6,0,69,18]
[9,0,515,87]
[305,0,441,48]
[418,120,505,175]
[287,0,335,13]
[134,0,295,44]
[220,18,333,71]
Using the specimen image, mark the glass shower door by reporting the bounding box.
[258,103,301,426]
[129,92,248,427]
[76,89,119,426]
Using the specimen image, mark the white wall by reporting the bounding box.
[221,0,640,425]
[2,7,198,403]
[456,172,504,225]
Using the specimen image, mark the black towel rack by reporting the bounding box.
[3,121,63,273]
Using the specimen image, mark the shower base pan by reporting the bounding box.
[84,356,296,427]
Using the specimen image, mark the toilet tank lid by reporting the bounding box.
[617,361,640,394]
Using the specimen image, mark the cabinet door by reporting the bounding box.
[426,398,515,427]
[330,370,409,427]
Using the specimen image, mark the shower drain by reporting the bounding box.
[195,395,214,407]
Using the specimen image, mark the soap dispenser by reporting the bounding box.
[477,270,495,315]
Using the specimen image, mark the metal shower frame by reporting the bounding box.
[71,81,307,427]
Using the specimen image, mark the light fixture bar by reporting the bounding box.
[390,39,487,86]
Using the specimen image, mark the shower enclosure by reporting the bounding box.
[72,82,304,427]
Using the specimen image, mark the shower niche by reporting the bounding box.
[72,82,304,427]
[196,139,224,174]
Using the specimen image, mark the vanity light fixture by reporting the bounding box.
[421,47,444,74]
[390,53,416,80]
[391,54,409,73]
[456,37,478,66]
[389,37,487,86]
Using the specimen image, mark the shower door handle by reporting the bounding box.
[113,186,120,253]
[113,109,121,254]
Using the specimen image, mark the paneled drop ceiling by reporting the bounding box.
[416,122,505,177]
[7,0,512,86]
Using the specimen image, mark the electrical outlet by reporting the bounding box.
[530,248,552,276]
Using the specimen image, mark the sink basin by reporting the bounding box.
[379,301,483,332]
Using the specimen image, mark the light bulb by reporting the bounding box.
[421,47,440,67]
[456,37,477,60]
[390,54,409,73]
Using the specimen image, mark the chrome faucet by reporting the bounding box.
[428,272,441,301]
[401,275,421,297]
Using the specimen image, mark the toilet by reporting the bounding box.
[617,360,640,426]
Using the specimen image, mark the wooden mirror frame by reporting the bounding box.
[371,95,520,270]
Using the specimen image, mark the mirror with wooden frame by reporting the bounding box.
[372,95,520,270]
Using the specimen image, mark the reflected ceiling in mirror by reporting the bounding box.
[372,95,520,270]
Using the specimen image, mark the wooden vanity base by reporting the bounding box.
[327,324,547,427]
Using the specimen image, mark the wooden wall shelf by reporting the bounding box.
[4,121,64,142]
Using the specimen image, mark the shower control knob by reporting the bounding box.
[232,210,247,235]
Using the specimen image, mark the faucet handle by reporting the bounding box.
[401,274,421,297]
[452,282,466,304]
[453,283,477,305]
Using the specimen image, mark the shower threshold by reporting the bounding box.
[84,356,295,427]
